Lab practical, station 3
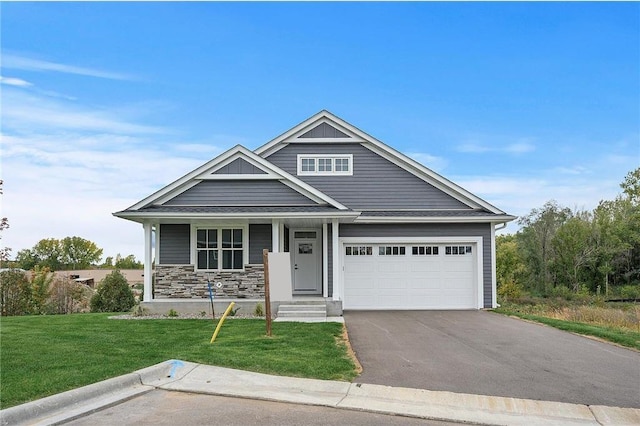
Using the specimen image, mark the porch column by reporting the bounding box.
[322,223,328,297]
[271,219,280,253]
[332,219,340,301]
[143,222,153,302]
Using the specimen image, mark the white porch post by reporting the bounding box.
[491,225,497,309]
[271,219,280,253]
[331,219,340,301]
[322,223,328,297]
[143,222,153,302]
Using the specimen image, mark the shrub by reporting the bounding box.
[167,308,178,317]
[254,302,264,317]
[0,269,31,316]
[497,281,523,303]
[620,285,640,300]
[90,270,135,313]
[49,277,93,314]
[30,267,53,314]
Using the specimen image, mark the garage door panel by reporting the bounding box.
[343,243,477,310]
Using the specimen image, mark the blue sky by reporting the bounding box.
[1,2,638,261]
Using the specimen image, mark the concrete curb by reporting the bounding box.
[2,360,639,426]
[0,363,170,426]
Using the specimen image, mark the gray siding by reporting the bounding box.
[338,223,493,308]
[164,180,318,206]
[299,123,350,138]
[265,143,470,210]
[249,224,272,264]
[213,158,266,175]
[159,224,190,264]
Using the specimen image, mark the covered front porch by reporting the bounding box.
[138,216,353,317]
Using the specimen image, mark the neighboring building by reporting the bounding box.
[55,269,144,288]
[115,111,514,315]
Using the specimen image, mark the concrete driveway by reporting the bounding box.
[343,310,640,408]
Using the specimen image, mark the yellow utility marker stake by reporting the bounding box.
[210,302,235,344]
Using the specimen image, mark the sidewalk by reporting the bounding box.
[2,360,639,426]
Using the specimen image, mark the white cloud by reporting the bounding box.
[1,87,229,261]
[457,142,491,153]
[2,53,132,80]
[505,141,536,154]
[2,88,167,135]
[405,152,448,172]
[0,76,33,87]
[455,135,537,155]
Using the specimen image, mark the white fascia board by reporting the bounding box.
[254,110,366,157]
[127,144,247,210]
[127,144,347,211]
[362,142,505,214]
[113,211,360,222]
[254,110,507,214]
[353,215,517,224]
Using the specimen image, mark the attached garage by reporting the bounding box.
[341,238,483,310]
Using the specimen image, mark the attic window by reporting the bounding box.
[297,154,353,176]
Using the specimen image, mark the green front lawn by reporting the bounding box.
[0,314,358,408]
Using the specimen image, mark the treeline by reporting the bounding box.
[9,237,143,271]
[497,168,640,300]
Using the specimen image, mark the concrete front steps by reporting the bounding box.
[275,301,327,322]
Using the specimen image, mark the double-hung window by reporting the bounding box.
[197,227,244,270]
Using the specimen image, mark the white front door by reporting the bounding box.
[292,230,321,294]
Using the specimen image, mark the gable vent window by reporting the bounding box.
[297,154,353,176]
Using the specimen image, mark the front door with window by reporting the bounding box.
[292,230,321,294]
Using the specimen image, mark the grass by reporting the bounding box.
[0,314,358,409]
[494,303,640,351]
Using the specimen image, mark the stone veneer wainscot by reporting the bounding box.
[153,264,265,299]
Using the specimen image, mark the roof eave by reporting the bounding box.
[353,215,517,224]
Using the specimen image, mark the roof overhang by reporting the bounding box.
[353,214,517,224]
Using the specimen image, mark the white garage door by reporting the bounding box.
[343,243,478,310]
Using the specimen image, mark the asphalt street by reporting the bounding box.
[344,310,640,408]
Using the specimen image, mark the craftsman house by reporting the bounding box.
[114,111,514,316]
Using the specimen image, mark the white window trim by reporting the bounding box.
[191,224,249,271]
[297,154,353,176]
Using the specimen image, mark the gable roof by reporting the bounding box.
[255,110,508,215]
[122,145,349,212]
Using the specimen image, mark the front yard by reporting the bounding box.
[0,314,358,408]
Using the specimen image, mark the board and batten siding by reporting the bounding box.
[265,143,470,210]
[213,158,267,175]
[249,224,272,264]
[164,180,317,206]
[159,224,190,264]
[337,223,494,308]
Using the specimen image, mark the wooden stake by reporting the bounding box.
[263,249,272,337]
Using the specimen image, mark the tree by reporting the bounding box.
[90,270,135,313]
[101,256,114,269]
[61,236,103,269]
[551,212,596,292]
[496,234,526,288]
[0,180,10,267]
[14,237,104,271]
[517,200,572,293]
[30,266,54,314]
[114,254,143,269]
[0,269,31,316]
[31,238,64,270]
